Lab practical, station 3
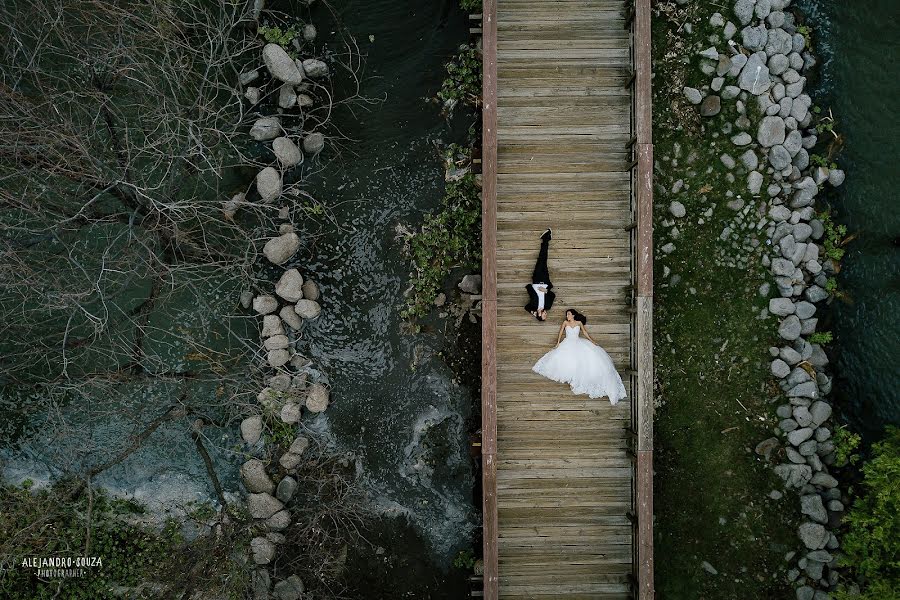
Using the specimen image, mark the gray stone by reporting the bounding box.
[273,137,303,167]
[798,522,830,550]
[251,536,276,565]
[241,459,275,494]
[748,171,763,194]
[784,130,803,156]
[264,43,305,84]
[294,299,321,319]
[301,279,320,301]
[765,28,794,56]
[801,494,828,523]
[250,117,282,141]
[772,258,795,277]
[740,149,759,170]
[700,47,720,60]
[248,493,284,520]
[280,401,301,423]
[769,298,795,317]
[810,401,832,426]
[256,167,282,202]
[711,76,725,92]
[275,269,304,302]
[720,154,736,169]
[303,23,317,42]
[805,285,828,303]
[795,301,816,320]
[768,53,790,75]
[739,53,772,95]
[755,437,781,460]
[827,500,844,512]
[302,132,325,155]
[265,509,291,531]
[769,205,791,222]
[241,415,263,444]
[301,58,329,78]
[273,575,305,600]
[263,233,301,265]
[683,87,702,105]
[741,25,769,52]
[796,586,815,600]
[278,84,297,109]
[724,21,738,40]
[252,569,271,600]
[788,427,814,446]
[267,348,291,368]
[799,439,819,456]
[758,116,786,147]
[789,382,819,399]
[253,295,279,315]
[781,419,799,433]
[722,85,741,100]
[774,463,812,488]
[811,471,838,488]
[701,560,718,575]
[769,144,792,170]
[276,476,298,503]
[828,169,845,186]
[786,446,804,462]
[734,0,755,25]
[793,406,813,427]
[240,70,260,86]
[459,274,483,294]
[280,305,303,330]
[732,132,752,146]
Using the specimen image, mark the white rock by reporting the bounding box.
[273,137,303,167]
[263,43,304,84]
[305,383,329,413]
[280,305,303,330]
[253,295,279,315]
[263,233,301,265]
[256,167,282,202]
[294,299,321,319]
[241,415,263,444]
[275,269,304,302]
[250,117,282,141]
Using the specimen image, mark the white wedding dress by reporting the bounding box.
[532,325,627,404]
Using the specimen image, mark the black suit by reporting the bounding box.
[524,234,555,314]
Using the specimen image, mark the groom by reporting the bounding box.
[524,229,554,321]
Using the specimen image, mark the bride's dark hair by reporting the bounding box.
[566,308,587,325]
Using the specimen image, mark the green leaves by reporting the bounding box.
[437,45,482,117]
[837,427,900,598]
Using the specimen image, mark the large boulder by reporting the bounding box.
[263,233,301,265]
[250,117,282,141]
[275,269,305,302]
[256,167,282,202]
[273,137,303,167]
[241,459,275,494]
[294,299,321,319]
[248,493,284,520]
[263,43,305,84]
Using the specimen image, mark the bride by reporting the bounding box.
[532,309,627,404]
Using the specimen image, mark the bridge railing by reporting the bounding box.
[624,0,654,598]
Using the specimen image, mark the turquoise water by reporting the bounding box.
[798,0,900,438]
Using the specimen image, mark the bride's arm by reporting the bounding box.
[580,322,596,344]
[556,323,564,347]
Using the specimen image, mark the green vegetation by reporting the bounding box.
[809,331,834,345]
[821,211,850,262]
[832,426,862,468]
[437,44,482,117]
[0,481,245,599]
[837,427,900,599]
[459,0,481,10]
[651,2,796,597]
[259,24,301,48]
[402,172,482,319]
[453,548,476,570]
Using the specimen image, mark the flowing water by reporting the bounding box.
[796,0,900,440]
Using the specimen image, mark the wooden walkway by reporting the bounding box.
[480,1,654,598]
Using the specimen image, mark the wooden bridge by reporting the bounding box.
[479,0,654,598]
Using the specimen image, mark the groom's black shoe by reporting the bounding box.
[541,228,552,241]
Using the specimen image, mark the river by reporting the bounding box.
[797,0,900,441]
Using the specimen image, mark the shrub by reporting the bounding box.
[437,44,482,117]
[809,331,833,346]
[833,425,862,468]
[820,212,849,262]
[460,0,481,9]
[837,427,900,598]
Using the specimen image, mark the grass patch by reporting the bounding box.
[652,2,799,597]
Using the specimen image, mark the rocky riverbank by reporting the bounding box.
[653,0,850,597]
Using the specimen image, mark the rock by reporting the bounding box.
[781,419,800,433]
[811,471,838,488]
[754,0,772,18]
[828,169,845,186]
[276,476,298,503]
[789,382,819,399]
[273,575,305,600]
[240,289,255,310]
[768,53,790,75]
[669,201,686,218]
[250,117,282,141]
[297,93,314,108]
[278,84,297,109]
[241,459,275,494]
[248,493,284,520]
[280,402,301,423]
[755,437,781,461]
[269,374,292,391]
[289,436,310,456]
[738,53,771,95]
[275,269,304,302]
[724,21,737,40]
[262,314,285,338]
[701,561,718,575]
[305,383,330,413]
[256,167,283,202]
[740,149,759,171]
[772,258,794,277]
[769,144,792,170]
[279,451,302,471]
[798,522,830,550]
[769,489,783,500]
[748,171,763,194]
[720,154,736,169]
[268,349,291,368]
[810,401,832,426]
[732,132,752,146]
[769,297,795,316]
[223,193,243,219]
[700,95,721,117]
[303,23,317,42]
[252,569,271,600]
[294,298,321,319]
[741,25,768,52]
[771,358,790,378]
[263,43,305,84]
[734,0,754,25]
[722,85,741,100]
[699,47,719,60]
[251,536,276,565]
[774,463,812,488]
[827,500,844,512]
[758,116,786,147]
[801,494,828,524]
[766,28,794,56]
[273,137,303,167]
[301,279,320,301]
[263,233,301,265]
[265,509,291,531]
[788,427,814,446]
[794,301,816,320]
[302,132,325,155]
[796,586,815,600]
[253,295,279,315]
[805,285,828,303]
[280,305,303,330]
[301,58,329,78]
[683,87,703,105]
[240,70,260,86]
[779,315,802,341]
[241,415,264,444]
[459,274,483,294]
[711,76,725,92]
[794,406,813,427]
